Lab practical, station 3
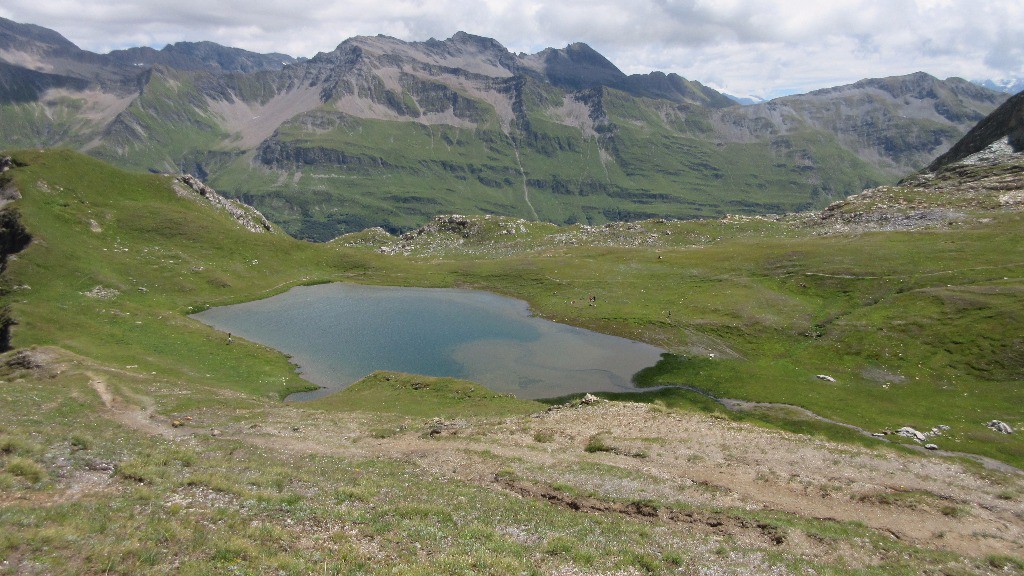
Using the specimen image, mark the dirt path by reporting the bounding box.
[89,373,186,439]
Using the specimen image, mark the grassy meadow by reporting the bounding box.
[1,148,1022,573]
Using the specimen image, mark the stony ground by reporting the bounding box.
[82,364,1024,568]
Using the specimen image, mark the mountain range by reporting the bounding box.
[975,78,1024,95]
[0,17,1011,239]
[1,18,1024,572]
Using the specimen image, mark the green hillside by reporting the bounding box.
[210,81,895,240]
[1,150,1022,573]
[3,148,1022,463]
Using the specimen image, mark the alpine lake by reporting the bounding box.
[193,283,665,400]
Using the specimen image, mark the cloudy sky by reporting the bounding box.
[2,0,1021,99]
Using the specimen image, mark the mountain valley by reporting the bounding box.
[1,16,1023,576]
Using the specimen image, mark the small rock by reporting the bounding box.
[816,374,837,382]
[581,393,599,405]
[896,427,927,442]
[210,429,221,437]
[871,432,886,438]
[171,420,184,428]
[85,460,115,472]
[925,444,939,450]
[83,286,120,300]
[987,420,1014,434]
[291,426,300,432]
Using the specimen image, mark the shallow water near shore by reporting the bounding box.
[192,283,665,400]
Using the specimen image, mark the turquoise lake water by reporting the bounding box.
[192,283,665,400]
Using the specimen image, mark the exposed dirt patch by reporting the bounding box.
[89,374,188,439]
[81,368,1024,563]
[498,475,787,544]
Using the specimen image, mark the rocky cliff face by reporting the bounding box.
[174,174,275,234]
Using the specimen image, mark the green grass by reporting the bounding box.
[3,148,1022,466]
[0,149,1023,573]
[89,68,235,173]
[584,434,615,453]
[307,371,544,418]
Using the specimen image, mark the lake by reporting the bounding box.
[192,283,665,400]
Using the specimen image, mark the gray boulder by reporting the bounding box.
[896,427,927,442]
[987,420,1014,434]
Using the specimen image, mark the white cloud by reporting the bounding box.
[2,0,1021,98]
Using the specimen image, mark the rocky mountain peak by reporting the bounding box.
[445,31,510,54]
[0,16,79,53]
[840,72,1002,108]
[612,71,736,108]
[321,32,517,78]
[519,41,625,90]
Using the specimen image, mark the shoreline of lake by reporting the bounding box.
[192,282,666,400]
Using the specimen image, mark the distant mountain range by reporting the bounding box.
[974,79,1024,95]
[0,17,1011,240]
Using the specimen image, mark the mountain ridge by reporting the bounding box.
[0,17,1011,239]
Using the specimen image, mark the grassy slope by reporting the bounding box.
[3,148,365,402]
[1,150,1023,573]
[311,371,544,418]
[88,69,237,174]
[367,213,1024,467]
[0,99,104,150]
[3,149,1022,461]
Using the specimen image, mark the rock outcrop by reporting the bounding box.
[174,175,274,234]
[928,89,1024,171]
[896,427,927,442]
